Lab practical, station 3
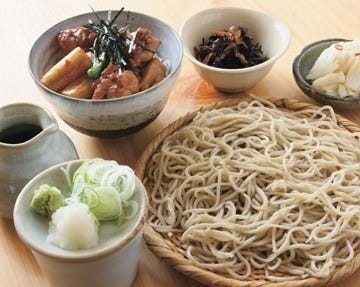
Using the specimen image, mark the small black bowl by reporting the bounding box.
[292,38,360,110]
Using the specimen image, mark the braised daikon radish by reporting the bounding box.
[41,47,92,92]
[61,75,94,99]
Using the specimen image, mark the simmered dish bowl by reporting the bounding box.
[136,95,360,287]
[28,9,183,137]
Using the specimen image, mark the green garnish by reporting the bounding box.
[87,51,108,79]
[70,159,137,222]
[86,7,134,79]
[30,184,66,218]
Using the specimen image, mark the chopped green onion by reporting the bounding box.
[70,159,137,222]
[85,186,122,221]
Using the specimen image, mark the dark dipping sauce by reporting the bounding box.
[0,124,43,144]
[194,25,269,69]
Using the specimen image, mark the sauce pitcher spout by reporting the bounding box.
[37,122,59,141]
[0,102,78,219]
[0,103,57,146]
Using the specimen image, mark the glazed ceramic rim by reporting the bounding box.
[13,159,147,262]
[180,6,291,74]
[28,9,183,104]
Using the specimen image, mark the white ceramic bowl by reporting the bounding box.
[29,10,183,137]
[13,159,147,287]
[181,7,291,93]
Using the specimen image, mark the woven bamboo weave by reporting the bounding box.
[135,95,360,287]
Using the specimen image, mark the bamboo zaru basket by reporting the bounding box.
[135,95,360,287]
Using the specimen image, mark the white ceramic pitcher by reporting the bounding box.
[0,103,78,218]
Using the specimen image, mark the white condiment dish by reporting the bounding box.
[13,159,147,287]
[181,7,291,93]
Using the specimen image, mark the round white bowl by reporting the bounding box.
[181,7,291,93]
[29,10,183,137]
[13,159,148,287]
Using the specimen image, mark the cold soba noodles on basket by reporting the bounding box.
[140,96,360,285]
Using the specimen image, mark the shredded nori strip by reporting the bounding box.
[85,7,134,77]
[194,26,269,69]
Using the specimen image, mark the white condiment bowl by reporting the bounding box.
[13,159,147,287]
[181,7,291,93]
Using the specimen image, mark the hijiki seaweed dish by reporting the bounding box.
[194,25,268,69]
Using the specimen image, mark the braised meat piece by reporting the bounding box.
[91,63,140,99]
[130,28,161,68]
[57,27,97,55]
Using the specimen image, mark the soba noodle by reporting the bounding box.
[144,99,360,281]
